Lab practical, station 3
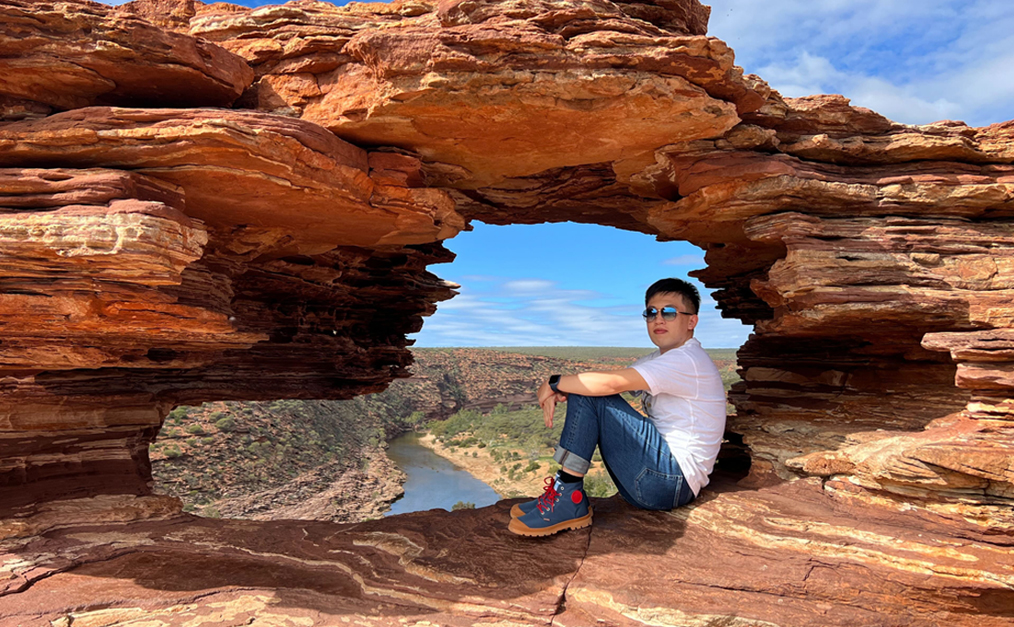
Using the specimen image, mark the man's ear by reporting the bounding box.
[688,314,699,331]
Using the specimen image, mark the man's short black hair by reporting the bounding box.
[645,278,701,315]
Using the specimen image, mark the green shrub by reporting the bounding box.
[164,445,182,459]
[201,437,215,445]
[185,423,205,435]
[169,407,189,421]
[584,473,618,498]
[524,460,540,473]
[451,501,475,510]
[214,416,236,432]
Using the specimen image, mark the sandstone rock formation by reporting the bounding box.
[1,0,1012,624]
[0,0,253,115]
[4,478,1012,626]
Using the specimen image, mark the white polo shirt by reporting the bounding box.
[631,337,727,496]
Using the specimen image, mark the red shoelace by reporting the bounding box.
[536,476,561,513]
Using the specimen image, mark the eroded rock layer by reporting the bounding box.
[2,479,1012,627]
[195,0,763,187]
[0,3,464,510]
[0,0,253,116]
[1,0,1013,623]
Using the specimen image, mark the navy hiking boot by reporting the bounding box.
[509,476,554,519]
[508,476,592,536]
[510,475,595,519]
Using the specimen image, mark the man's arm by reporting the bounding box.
[553,369,649,396]
[538,368,649,428]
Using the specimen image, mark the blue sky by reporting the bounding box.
[103,0,1014,348]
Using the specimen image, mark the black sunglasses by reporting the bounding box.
[642,306,694,321]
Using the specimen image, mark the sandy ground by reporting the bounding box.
[415,433,614,500]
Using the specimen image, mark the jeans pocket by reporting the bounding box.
[634,468,681,510]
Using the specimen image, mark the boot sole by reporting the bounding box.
[510,503,593,519]
[507,511,593,536]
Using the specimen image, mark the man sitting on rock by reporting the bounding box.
[508,278,727,536]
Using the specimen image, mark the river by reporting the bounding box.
[384,432,500,516]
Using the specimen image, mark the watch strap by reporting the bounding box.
[549,374,561,393]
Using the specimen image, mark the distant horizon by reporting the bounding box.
[409,344,738,349]
[410,345,741,351]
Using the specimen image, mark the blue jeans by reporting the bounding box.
[553,394,695,510]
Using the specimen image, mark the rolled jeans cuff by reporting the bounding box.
[554,445,591,475]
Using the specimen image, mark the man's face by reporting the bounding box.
[645,292,698,354]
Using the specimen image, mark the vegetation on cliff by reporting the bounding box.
[151,394,425,519]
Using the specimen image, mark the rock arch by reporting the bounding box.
[1,0,1012,623]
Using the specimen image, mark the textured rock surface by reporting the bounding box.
[0,107,464,250]
[190,0,764,186]
[1,0,1013,624]
[0,0,253,116]
[0,148,460,511]
[2,477,1012,627]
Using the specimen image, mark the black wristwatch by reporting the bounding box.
[548,374,561,393]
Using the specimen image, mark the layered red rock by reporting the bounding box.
[3,478,1012,626]
[0,0,253,117]
[0,165,458,512]
[0,90,468,509]
[631,98,1014,504]
[0,107,463,251]
[189,0,766,186]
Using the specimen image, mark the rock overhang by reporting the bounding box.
[0,0,254,113]
[189,0,765,187]
[0,106,465,252]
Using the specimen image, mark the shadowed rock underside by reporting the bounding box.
[0,0,1012,625]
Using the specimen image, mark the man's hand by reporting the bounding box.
[538,379,567,428]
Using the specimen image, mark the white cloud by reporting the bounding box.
[502,279,557,293]
[758,52,964,124]
[708,0,1014,127]
[847,76,963,125]
[458,274,498,282]
[663,253,706,267]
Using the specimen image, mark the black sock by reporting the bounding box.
[557,470,583,483]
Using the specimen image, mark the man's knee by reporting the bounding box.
[568,394,619,407]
